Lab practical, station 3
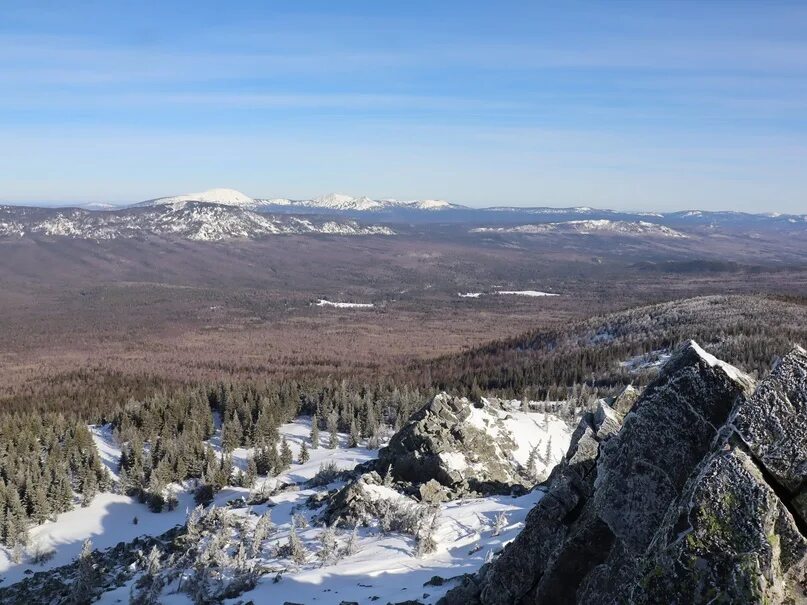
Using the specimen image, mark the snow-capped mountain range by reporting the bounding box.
[137,188,460,212]
[0,201,394,242]
[2,189,805,242]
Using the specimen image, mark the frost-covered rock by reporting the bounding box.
[375,394,564,498]
[320,471,419,529]
[629,346,807,604]
[733,345,807,519]
[440,340,765,605]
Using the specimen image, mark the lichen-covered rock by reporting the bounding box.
[440,340,759,605]
[375,394,533,497]
[610,384,640,417]
[733,345,807,523]
[628,346,807,605]
[632,446,807,604]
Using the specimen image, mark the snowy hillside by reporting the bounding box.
[134,189,462,213]
[258,193,462,212]
[137,188,261,209]
[0,402,573,604]
[0,203,395,241]
[471,219,688,238]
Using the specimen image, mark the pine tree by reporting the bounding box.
[348,418,360,448]
[131,545,163,605]
[279,437,293,471]
[317,524,337,566]
[288,523,307,565]
[250,511,274,558]
[28,481,50,524]
[326,412,339,449]
[4,489,28,548]
[415,507,440,557]
[525,443,540,480]
[544,435,554,466]
[244,455,258,486]
[299,442,310,464]
[309,415,320,450]
[69,539,98,604]
[343,525,360,557]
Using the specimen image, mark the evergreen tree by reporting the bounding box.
[69,539,99,604]
[344,525,360,557]
[244,455,258,486]
[299,442,310,464]
[279,437,293,471]
[309,415,320,450]
[288,523,307,565]
[318,524,337,566]
[348,418,360,448]
[131,545,163,605]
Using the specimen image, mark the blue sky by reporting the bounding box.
[2,1,806,212]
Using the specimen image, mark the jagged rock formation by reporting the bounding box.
[630,345,807,604]
[441,341,807,605]
[323,393,570,528]
[375,394,533,497]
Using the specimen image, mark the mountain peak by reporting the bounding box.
[143,188,256,208]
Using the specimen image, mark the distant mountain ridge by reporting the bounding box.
[136,188,460,212]
[3,189,805,240]
[0,202,394,241]
[471,219,689,238]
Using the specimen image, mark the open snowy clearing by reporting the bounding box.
[316,299,375,309]
[458,290,559,299]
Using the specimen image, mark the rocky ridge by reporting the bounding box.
[440,340,807,605]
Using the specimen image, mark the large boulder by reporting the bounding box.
[375,393,563,497]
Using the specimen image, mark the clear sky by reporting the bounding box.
[2,1,806,212]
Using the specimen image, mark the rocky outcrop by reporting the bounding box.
[629,346,807,604]
[320,471,419,529]
[733,345,807,523]
[374,394,534,497]
[322,393,571,530]
[439,339,807,605]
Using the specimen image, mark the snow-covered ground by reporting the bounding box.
[225,490,543,605]
[497,290,559,297]
[2,410,569,605]
[316,299,375,309]
[619,349,672,372]
[458,290,559,299]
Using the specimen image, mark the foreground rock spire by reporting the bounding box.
[441,341,807,605]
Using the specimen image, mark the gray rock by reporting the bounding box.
[440,340,760,605]
[375,393,530,497]
[631,445,807,604]
[733,345,807,523]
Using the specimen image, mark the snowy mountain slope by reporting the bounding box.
[256,193,463,212]
[471,219,688,238]
[0,203,395,241]
[137,187,261,209]
[134,188,462,213]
